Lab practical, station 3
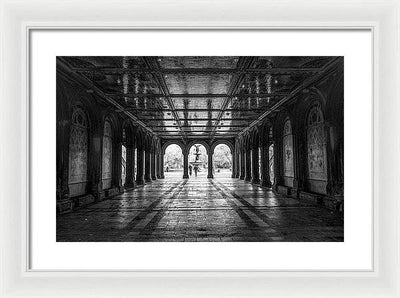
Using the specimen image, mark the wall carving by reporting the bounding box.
[282,118,294,178]
[68,108,88,196]
[306,105,327,181]
[102,120,113,189]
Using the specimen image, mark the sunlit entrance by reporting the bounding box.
[188,144,208,178]
[163,144,183,179]
[213,144,232,178]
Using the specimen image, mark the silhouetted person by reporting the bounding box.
[194,165,199,177]
[189,165,192,176]
[166,166,169,172]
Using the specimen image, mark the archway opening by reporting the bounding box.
[188,144,208,178]
[164,144,183,179]
[213,144,232,178]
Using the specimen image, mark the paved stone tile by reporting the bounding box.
[57,172,344,242]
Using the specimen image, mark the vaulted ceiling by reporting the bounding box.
[58,56,340,140]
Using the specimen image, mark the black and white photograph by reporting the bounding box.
[56,56,344,242]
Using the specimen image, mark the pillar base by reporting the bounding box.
[261,179,272,188]
[252,178,260,184]
[136,179,144,185]
[151,176,157,180]
[245,177,252,182]
[183,174,189,179]
[239,175,245,180]
[207,174,214,179]
[124,182,135,189]
[160,174,165,179]
[145,178,152,183]
[156,174,161,179]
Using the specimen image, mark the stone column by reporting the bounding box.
[273,140,280,190]
[260,144,272,187]
[144,149,152,182]
[235,149,240,178]
[239,151,245,180]
[207,153,214,178]
[57,120,71,201]
[56,119,73,213]
[113,141,123,192]
[151,152,157,180]
[135,148,145,185]
[156,153,161,179]
[251,147,260,184]
[231,148,236,178]
[124,145,135,189]
[183,152,189,179]
[89,122,104,201]
[159,152,165,179]
[245,149,252,181]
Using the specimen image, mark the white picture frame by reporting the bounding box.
[1,0,399,297]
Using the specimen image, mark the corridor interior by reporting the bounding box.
[56,56,344,242]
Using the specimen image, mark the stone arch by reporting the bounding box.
[305,101,328,194]
[162,140,185,155]
[185,140,211,155]
[121,119,135,147]
[210,139,234,155]
[101,112,122,143]
[143,133,153,152]
[293,88,327,130]
[68,106,90,197]
[259,119,272,146]
[150,136,158,153]
[243,132,251,151]
[134,128,145,150]
[250,128,260,149]
[236,136,245,153]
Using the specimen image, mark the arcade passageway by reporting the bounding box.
[57,56,344,242]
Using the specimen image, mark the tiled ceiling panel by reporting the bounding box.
[165,74,232,94]
[58,56,338,140]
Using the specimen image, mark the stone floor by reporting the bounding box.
[57,171,344,242]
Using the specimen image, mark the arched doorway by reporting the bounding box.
[68,107,89,197]
[306,103,328,193]
[188,144,208,178]
[212,144,232,178]
[164,144,183,179]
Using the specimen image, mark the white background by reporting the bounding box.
[31,30,372,271]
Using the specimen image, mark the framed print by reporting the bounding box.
[1,0,399,297]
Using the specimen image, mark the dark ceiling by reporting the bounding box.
[58,56,340,140]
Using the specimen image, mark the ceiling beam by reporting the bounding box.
[106,92,289,98]
[142,118,254,121]
[142,57,186,142]
[238,57,344,136]
[57,58,156,136]
[209,57,256,140]
[158,134,238,138]
[152,125,247,128]
[117,108,269,112]
[73,67,321,75]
